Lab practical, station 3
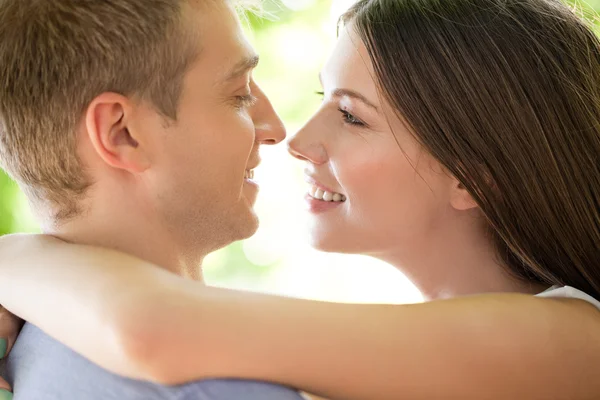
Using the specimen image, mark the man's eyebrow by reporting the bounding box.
[224,54,260,82]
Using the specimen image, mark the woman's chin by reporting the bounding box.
[308,233,360,254]
[308,234,338,253]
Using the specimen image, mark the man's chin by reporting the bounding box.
[233,208,260,241]
[200,214,259,256]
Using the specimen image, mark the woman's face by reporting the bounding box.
[288,25,463,259]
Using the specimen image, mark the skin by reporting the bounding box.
[1,239,599,400]
[43,0,285,281]
[0,7,599,400]
[0,0,285,393]
[289,25,545,300]
[0,306,23,392]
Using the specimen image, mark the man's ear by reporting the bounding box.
[450,179,479,211]
[85,92,150,173]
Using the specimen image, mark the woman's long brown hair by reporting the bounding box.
[343,0,600,298]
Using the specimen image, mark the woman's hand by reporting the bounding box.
[0,305,23,399]
[302,393,329,400]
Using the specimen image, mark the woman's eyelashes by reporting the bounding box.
[338,108,366,127]
[316,91,367,127]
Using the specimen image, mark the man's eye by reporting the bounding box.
[235,94,258,109]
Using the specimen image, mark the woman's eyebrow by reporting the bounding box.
[331,88,379,111]
[319,72,379,111]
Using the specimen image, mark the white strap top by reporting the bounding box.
[536,285,600,310]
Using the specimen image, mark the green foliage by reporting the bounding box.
[0,170,19,235]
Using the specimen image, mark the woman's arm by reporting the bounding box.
[1,234,599,400]
[0,234,169,378]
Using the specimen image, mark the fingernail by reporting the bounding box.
[0,389,12,400]
[0,338,6,359]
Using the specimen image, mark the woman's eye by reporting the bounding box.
[235,94,258,109]
[338,108,365,126]
[316,91,366,127]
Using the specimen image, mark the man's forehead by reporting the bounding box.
[185,0,259,83]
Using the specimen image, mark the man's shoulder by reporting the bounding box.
[176,379,306,400]
[6,323,304,400]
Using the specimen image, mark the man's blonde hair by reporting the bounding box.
[0,0,200,220]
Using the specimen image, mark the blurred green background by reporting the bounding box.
[1,0,598,303]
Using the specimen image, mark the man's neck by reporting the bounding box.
[42,204,206,282]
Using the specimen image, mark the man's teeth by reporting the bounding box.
[309,185,346,202]
[244,170,255,180]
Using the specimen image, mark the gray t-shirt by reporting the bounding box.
[3,323,305,400]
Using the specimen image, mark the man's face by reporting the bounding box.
[135,1,286,254]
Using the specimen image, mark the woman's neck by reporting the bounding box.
[372,215,547,301]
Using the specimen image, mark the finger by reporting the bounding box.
[0,308,15,400]
[0,307,23,356]
[0,377,10,392]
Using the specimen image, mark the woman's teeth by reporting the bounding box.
[244,170,255,180]
[309,185,346,202]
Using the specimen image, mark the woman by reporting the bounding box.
[1,0,600,398]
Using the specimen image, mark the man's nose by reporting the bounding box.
[252,84,286,145]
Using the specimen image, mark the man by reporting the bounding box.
[0,0,305,399]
